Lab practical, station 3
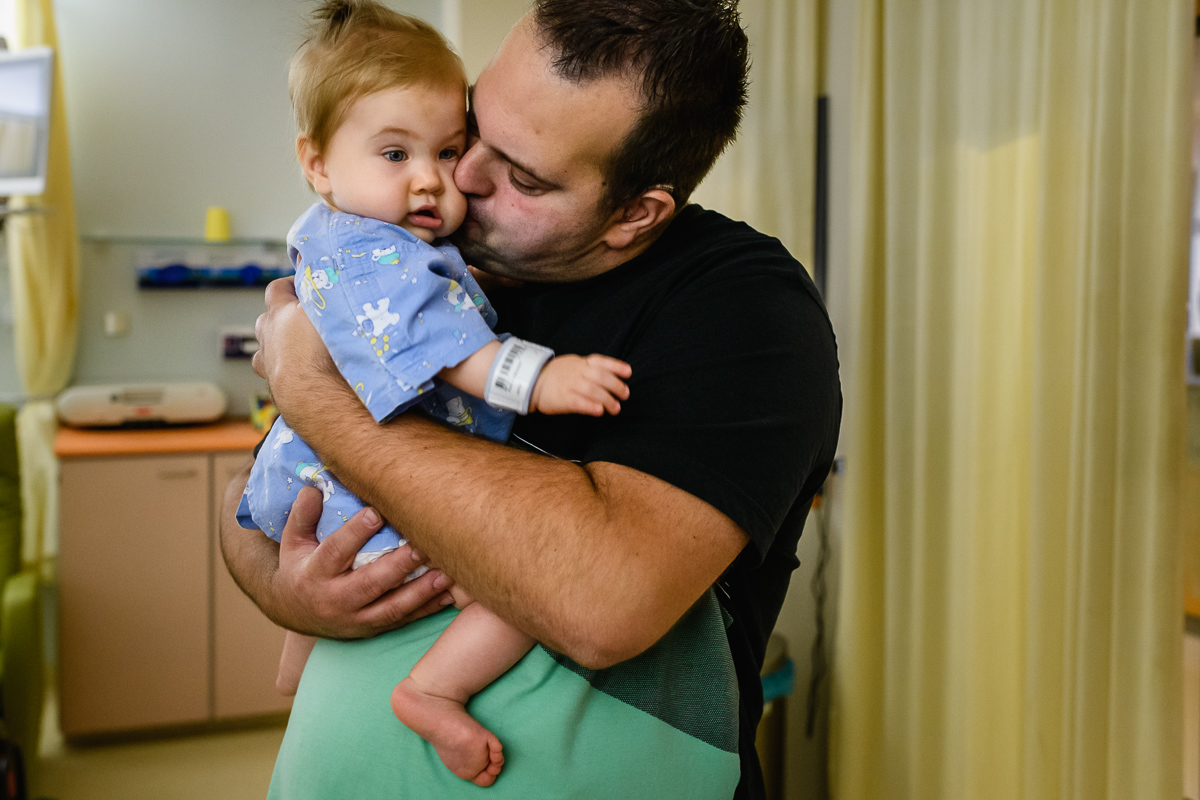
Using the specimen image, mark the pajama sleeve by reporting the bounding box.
[288,207,498,423]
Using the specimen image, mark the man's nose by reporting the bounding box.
[454,142,492,197]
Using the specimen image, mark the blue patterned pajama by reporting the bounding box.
[237,203,514,563]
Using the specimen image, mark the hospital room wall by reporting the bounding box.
[0,0,512,412]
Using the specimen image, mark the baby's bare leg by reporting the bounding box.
[391,603,535,787]
[277,632,318,696]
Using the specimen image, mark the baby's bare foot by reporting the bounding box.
[391,677,505,786]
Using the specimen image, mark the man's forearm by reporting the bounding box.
[284,371,746,668]
[219,460,286,619]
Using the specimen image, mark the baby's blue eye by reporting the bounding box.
[439,148,459,160]
[384,150,407,162]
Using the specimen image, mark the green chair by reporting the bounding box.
[0,404,44,772]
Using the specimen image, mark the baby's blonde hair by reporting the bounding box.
[290,0,467,154]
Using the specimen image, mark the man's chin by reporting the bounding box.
[451,228,511,276]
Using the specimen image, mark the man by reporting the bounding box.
[222,2,840,797]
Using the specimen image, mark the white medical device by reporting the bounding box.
[57,382,228,428]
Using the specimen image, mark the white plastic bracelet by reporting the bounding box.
[484,337,555,415]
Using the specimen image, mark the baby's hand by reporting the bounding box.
[529,354,631,416]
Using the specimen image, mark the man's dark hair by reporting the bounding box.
[532,0,749,209]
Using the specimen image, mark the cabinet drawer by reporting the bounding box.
[59,455,211,735]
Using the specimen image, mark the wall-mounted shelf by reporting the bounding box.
[82,234,292,289]
[81,234,287,247]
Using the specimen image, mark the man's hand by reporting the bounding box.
[271,487,455,639]
[220,461,454,640]
[252,278,335,418]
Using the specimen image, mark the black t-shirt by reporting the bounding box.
[488,204,842,800]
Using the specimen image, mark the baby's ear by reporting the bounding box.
[296,135,331,195]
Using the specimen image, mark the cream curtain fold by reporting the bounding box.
[8,0,80,570]
[690,0,817,273]
[832,2,1191,799]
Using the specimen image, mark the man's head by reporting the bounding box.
[534,0,749,211]
[290,0,469,241]
[453,0,749,282]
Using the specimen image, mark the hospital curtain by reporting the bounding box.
[7,0,79,571]
[690,0,817,272]
[831,1,1191,799]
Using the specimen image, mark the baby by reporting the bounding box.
[236,0,631,787]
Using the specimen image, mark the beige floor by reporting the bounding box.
[29,693,285,800]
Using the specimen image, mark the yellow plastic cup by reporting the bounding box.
[205,206,231,242]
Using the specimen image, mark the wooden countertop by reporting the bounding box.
[55,419,265,458]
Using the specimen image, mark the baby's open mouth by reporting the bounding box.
[408,207,442,228]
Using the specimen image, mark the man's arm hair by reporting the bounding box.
[286,373,748,668]
[219,452,455,639]
[219,459,283,611]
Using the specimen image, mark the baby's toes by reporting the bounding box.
[486,736,504,774]
[471,738,504,787]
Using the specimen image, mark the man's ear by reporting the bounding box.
[603,188,676,251]
[296,135,332,196]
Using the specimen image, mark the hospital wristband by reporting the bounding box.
[484,337,555,415]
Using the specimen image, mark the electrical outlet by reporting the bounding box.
[103,311,131,337]
[221,326,259,360]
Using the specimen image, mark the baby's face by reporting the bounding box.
[315,84,467,243]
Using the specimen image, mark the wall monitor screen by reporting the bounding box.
[0,47,53,197]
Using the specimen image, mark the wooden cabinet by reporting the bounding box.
[212,452,290,718]
[56,422,290,738]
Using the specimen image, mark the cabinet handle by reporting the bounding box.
[158,469,199,481]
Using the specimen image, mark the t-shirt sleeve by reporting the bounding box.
[293,216,497,423]
[581,268,840,562]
